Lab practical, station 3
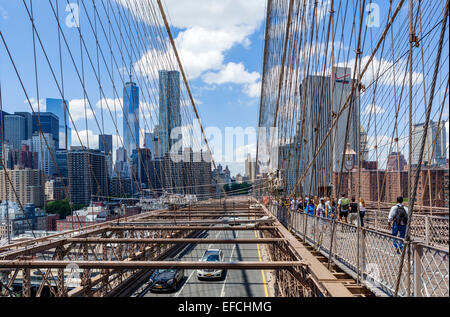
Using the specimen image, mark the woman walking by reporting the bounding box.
[359,198,367,227]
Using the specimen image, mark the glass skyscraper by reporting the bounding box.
[32,112,59,147]
[159,70,181,156]
[4,115,26,150]
[0,111,9,170]
[123,82,140,158]
[99,134,113,154]
[46,98,72,150]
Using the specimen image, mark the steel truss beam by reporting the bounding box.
[0,261,304,270]
[108,226,278,231]
[66,238,285,244]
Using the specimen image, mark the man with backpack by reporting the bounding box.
[338,193,350,223]
[348,197,359,227]
[388,197,409,253]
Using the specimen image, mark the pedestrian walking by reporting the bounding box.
[359,198,366,227]
[338,193,350,223]
[388,197,409,253]
[317,198,326,218]
[328,200,337,220]
[348,197,359,226]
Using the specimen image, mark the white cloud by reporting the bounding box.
[336,56,424,87]
[135,26,258,81]
[364,104,385,115]
[26,98,45,113]
[96,98,123,112]
[235,143,257,163]
[69,99,94,122]
[0,6,8,20]
[203,62,262,100]
[244,81,262,99]
[71,129,99,149]
[203,62,260,85]
[115,0,265,30]
[127,0,266,87]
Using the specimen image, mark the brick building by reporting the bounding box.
[46,214,60,231]
[412,168,448,207]
[384,171,409,204]
[0,168,45,207]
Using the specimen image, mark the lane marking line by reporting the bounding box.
[255,230,269,297]
[174,230,222,297]
[220,230,238,297]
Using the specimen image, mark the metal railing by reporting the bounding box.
[364,210,449,247]
[267,204,449,297]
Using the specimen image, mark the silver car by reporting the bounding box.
[197,249,224,280]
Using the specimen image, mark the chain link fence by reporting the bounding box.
[267,204,449,297]
[364,210,449,247]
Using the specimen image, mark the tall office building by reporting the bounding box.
[114,147,130,179]
[153,125,161,158]
[98,134,113,187]
[123,82,140,158]
[14,112,33,140]
[150,149,213,198]
[144,132,154,156]
[245,154,256,184]
[159,70,182,156]
[55,149,69,178]
[4,115,26,150]
[331,67,360,172]
[411,121,447,167]
[68,147,108,205]
[32,112,59,147]
[131,148,152,190]
[387,152,407,171]
[291,67,360,196]
[0,111,10,171]
[23,132,57,176]
[6,145,38,170]
[116,147,127,163]
[0,168,45,208]
[46,98,72,150]
[360,126,369,163]
[99,134,113,154]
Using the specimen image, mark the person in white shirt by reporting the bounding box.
[388,197,409,252]
[317,198,326,218]
[359,198,367,227]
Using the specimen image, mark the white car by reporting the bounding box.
[197,249,224,280]
[223,216,240,226]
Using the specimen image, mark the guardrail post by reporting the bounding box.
[407,242,412,297]
[375,210,378,231]
[361,228,366,282]
[313,216,317,245]
[413,242,423,297]
[425,216,430,245]
[303,212,308,242]
[328,219,337,271]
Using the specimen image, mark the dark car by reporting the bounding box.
[148,267,184,292]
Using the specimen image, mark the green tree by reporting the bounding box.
[45,199,86,219]
[225,183,252,195]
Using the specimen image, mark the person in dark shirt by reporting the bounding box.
[349,197,359,226]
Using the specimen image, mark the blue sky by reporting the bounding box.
[0,0,448,176]
[0,0,267,176]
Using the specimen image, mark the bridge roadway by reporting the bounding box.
[135,224,270,298]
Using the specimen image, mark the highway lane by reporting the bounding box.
[139,225,269,298]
